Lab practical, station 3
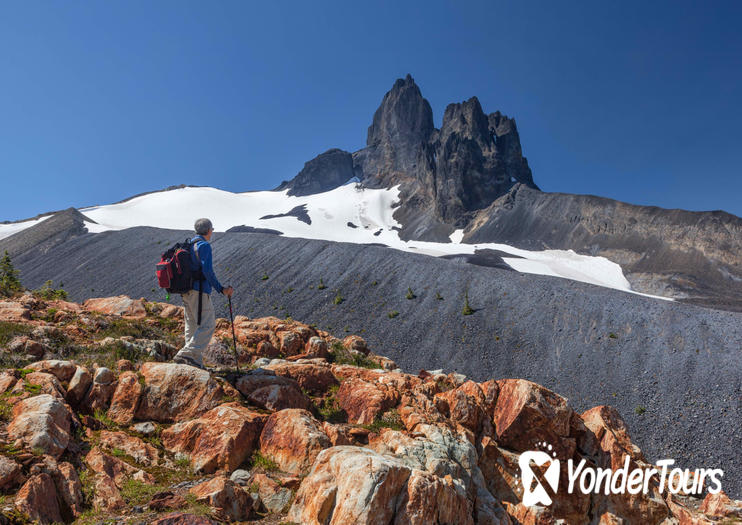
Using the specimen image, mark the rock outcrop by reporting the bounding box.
[0,294,737,524]
[276,148,356,196]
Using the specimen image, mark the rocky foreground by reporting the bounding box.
[0,295,739,524]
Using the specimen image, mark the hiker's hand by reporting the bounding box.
[223,286,234,298]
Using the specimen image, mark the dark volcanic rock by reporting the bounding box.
[4,226,741,496]
[1,208,95,259]
[361,74,435,182]
[350,74,537,238]
[225,226,283,235]
[260,205,312,225]
[466,184,742,310]
[276,148,355,196]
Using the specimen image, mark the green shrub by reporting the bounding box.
[317,278,327,290]
[435,292,443,300]
[251,450,279,471]
[261,273,269,281]
[608,332,618,339]
[120,478,165,505]
[635,405,646,415]
[327,342,381,369]
[462,290,474,316]
[318,385,347,423]
[333,290,344,305]
[0,321,32,346]
[387,310,399,319]
[0,252,23,298]
[362,409,404,432]
[406,287,416,300]
[42,307,59,323]
[33,280,67,301]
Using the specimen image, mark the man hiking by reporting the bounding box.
[173,218,233,369]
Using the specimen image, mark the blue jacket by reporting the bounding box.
[190,236,224,295]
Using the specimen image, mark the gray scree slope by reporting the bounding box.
[6,227,742,496]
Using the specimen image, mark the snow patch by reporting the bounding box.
[449,229,465,243]
[35,184,666,299]
[0,215,52,241]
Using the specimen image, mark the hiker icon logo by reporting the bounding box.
[518,442,560,507]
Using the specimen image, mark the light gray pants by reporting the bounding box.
[175,289,215,365]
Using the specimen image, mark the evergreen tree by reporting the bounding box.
[0,251,23,297]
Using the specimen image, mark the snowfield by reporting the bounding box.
[2,185,667,298]
[0,215,51,241]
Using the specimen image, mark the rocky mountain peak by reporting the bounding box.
[276,148,355,197]
[366,74,434,150]
[279,75,538,237]
[439,96,492,147]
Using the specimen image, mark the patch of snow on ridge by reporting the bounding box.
[449,229,465,243]
[76,184,666,299]
[0,215,51,241]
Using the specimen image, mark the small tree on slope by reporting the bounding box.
[0,251,23,297]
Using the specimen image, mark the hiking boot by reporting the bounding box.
[172,355,205,370]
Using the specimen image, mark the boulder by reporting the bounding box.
[0,455,24,490]
[117,359,136,371]
[149,490,188,511]
[343,335,369,355]
[580,405,643,464]
[81,366,117,413]
[235,368,311,411]
[18,372,66,399]
[259,408,331,475]
[7,394,72,457]
[135,362,225,423]
[14,473,63,525]
[86,446,155,487]
[288,446,412,525]
[158,303,184,319]
[132,421,157,435]
[99,430,160,466]
[83,295,147,317]
[29,457,85,520]
[395,468,473,525]
[370,425,510,524]
[27,359,77,382]
[248,472,294,514]
[54,461,84,519]
[24,339,49,359]
[434,380,488,434]
[107,370,143,425]
[0,300,30,322]
[336,377,399,425]
[66,365,92,406]
[304,336,329,358]
[263,361,338,394]
[699,491,742,519]
[162,402,267,473]
[189,476,253,522]
[322,422,366,446]
[92,472,126,511]
[493,379,576,458]
[0,370,18,393]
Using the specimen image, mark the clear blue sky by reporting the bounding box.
[1,0,741,221]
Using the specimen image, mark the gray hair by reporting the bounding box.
[194,218,213,235]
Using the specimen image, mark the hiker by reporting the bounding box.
[173,218,233,369]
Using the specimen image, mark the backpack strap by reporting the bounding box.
[192,238,206,326]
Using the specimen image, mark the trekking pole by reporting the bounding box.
[227,295,240,373]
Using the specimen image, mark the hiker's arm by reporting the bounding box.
[198,243,224,294]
